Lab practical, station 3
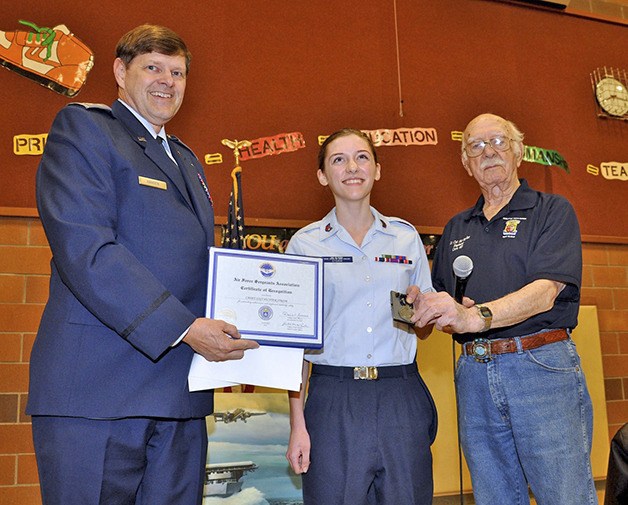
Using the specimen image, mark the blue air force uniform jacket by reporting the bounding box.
[27,100,215,419]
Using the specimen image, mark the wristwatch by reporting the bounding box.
[476,305,493,332]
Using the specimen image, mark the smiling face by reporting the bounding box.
[114,51,187,133]
[462,114,523,190]
[317,133,381,204]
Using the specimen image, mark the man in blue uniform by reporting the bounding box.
[412,114,597,505]
[27,25,258,505]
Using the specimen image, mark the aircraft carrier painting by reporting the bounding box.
[204,461,258,497]
[205,393,304,503]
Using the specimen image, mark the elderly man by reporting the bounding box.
[412,113,597,505]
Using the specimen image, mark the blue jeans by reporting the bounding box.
[455,336,597,505]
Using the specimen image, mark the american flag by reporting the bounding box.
[220,164,255,393]
[222,165,245,249]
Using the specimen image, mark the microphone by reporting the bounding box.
[453,255,473,303]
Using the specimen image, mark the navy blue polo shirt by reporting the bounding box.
[432,179,582,343]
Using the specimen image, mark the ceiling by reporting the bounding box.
[566,0,628,22]
[512,0,628,22]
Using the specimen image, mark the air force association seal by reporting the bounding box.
[258,305,273,321]
[259,262,276,278]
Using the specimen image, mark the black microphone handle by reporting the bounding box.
[454,276,469,303]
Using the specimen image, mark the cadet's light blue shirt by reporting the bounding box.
[286,207,433,367]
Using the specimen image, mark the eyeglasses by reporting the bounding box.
[464,136,512,158]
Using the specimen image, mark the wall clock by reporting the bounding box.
[591,68,628,120]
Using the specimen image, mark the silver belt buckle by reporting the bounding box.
[471,338,492,363]
[353,366,378,380]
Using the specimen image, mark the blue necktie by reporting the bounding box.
[160,136,177,165]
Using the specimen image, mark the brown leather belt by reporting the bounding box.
[462,329,569,363]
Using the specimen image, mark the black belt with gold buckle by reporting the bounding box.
[311,363,418,380]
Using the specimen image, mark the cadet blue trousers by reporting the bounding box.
[303,363,437,505]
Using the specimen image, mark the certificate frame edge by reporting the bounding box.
[206,247,324,349]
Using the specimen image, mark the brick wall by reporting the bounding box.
[0,214,626,503]
[0,216,48,505]
[581,244,628,439]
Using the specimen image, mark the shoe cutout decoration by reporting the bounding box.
[0,20,94,97]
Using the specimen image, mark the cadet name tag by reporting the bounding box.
[322,256,353,263]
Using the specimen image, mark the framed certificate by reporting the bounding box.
[206,247,323,348]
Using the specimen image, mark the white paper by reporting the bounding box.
[188,345,304,392]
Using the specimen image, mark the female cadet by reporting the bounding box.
[285,128,437,504]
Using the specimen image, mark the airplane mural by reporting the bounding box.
[212,408,267,424]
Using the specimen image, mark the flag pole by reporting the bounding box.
[220,139,251,249]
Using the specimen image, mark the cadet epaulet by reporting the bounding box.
[388,216,416,230]
[292,220,321,237]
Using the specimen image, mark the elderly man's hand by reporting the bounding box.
[411,291,479,334]
[183,318,259,361]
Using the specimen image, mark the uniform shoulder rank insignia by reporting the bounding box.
[168,135,195,157]
[388,217,414,230]
[69,102,111,111]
